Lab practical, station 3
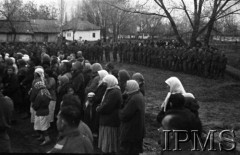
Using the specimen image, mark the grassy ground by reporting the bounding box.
[9,62,240,153]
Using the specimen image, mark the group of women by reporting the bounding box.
[0,48,202,153]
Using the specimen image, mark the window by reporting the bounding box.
[92,33,95,38]
[67,32,71,37]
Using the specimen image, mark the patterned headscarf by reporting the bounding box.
[34,81,52,99]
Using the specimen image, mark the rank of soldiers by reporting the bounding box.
[0,40,227,79]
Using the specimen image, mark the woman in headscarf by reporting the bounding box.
[83,62,92,89]
[45,68,56,124]
[85,63,102,95]
[96,75,122,153]
[119,80,145,154]
[132,73,145,96]
[88,70,108,137]
[32,80,52,146]
[58,61,72,81]
[157,77,199,123]
[30,67,52,145]
[118,69,130,93]
[55,75,70,121]
[2,66,22,119]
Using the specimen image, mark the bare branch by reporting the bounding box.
[180,0,194,28]
[104,1,167,18]
[216,9,240,20]
[216,0,230,15]
[217,0,240,17]
[154,0,163,8]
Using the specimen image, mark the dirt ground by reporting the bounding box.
[9,62,240,154]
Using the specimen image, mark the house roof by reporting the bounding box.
[0,20,33,34]
[63,18,100,31]
[0,19,60,34]
[30,19,60,33]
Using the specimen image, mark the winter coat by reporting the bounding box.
[71,70,85,103]
[119,91,145,142]
[97,88,122,127]
[2,74,22,106]
[48,129,93,153]
[32,88,51,116]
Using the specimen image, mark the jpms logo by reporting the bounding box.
[159,129,236,151]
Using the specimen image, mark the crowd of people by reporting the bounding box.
[1,40,228,80]
[115,41,228,79]
[0,41,147,154]
[0,40,216,153]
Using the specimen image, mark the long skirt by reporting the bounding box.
[98,126,119,153]
[48,100,56,123]
[34,115,50,131]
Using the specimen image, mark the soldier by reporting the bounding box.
[186,49,194,74]
[191,48,199,75]
[197,48,204,76]
[218,52,227,78]
[146,44,151,67]
[113,43,118,62]
[210,50,219,78]
[118,42,123,63]
[182,48,189,73]
[162,49,167,70]
[204,50,212,78]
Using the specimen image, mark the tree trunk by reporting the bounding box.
[158,0,187,47]
[204,19,215,46]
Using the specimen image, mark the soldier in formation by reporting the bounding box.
[115,41,227,79]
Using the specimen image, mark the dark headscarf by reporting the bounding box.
[118,69,130,93]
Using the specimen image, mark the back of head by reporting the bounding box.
[132,73,144,84]
[91,63,102,73]
[168,93,185,109]
[72,61,83,72]
[118,69,130,83]
[60,105,81,128]
[106,62,114,71]
[61,94,82,112]
[17,59,27,67]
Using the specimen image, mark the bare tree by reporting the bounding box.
[107,0,240,47]
[0,0,23,42]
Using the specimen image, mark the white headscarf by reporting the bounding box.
[165,77,186,94]
[161,77,194,112]
[98,70,109,86]
[101,75,120,104]
[125,80,139,95]
[35,67,45,83]
[103,74,119,90]
[22,54,30,62]
[10,57,18,74]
